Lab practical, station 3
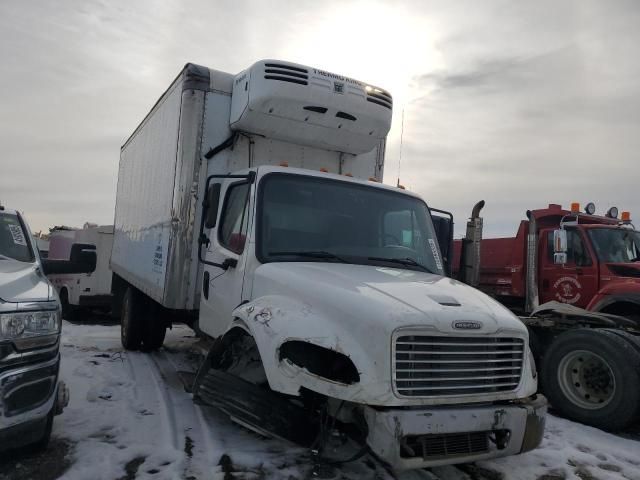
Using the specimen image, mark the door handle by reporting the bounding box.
[575,268,583,275]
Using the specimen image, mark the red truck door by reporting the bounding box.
[539,228,599,308]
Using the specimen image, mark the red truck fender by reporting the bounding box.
[587,284,640,320]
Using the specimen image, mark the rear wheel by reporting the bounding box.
[141,299,166,351]
[542,328,640,430]
[121,287,143,350]
[59,289,77,322]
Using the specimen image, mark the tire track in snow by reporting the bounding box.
[148,350,221,478]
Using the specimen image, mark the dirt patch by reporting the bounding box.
[184,435,194,458]
[536,474,566,480]
[116,456,146,480]
[0,438,72,480]
[457,464,504,480]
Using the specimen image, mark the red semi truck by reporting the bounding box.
[450,202,640,430]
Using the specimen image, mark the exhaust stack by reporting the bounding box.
[459,200,485,287]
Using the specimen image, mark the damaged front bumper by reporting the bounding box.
[363,394,547,471]
[0,343,67,452]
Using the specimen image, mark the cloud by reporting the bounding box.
[1,0,639,240]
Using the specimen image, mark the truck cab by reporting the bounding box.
[0,205,96,452]
[454,202,640,431]
[535,206,640,317]
[112,60,546,471]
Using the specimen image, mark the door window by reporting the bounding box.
[219,183,250,254]
[546,229,592,266]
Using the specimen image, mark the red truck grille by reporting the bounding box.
[393,335,524,397]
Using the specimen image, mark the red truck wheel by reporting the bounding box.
[542,328,640,430]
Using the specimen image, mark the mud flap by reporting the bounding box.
[520,394,547,453]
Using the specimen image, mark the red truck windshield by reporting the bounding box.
[0,213,33,263]
[588,228,640,263]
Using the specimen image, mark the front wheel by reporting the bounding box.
[542,328,640,430]
[24,408,54,453]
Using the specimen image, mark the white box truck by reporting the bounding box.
[48,223,114,319]
[111,61,546,470]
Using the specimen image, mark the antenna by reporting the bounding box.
[396,109,405,187]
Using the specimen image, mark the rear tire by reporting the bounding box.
[141,299,166,351]
[542,328,640,430]
[59,289,77,322]
[121,287,143,350]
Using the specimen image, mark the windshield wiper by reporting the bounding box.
[0,254,10,261]
[268,251,349,263]
[367,256,437,274]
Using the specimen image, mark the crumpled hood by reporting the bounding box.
[251,262,526,335]
[0,259,52,303]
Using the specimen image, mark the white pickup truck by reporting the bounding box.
[0,204,95,452]
[110,60,546,470]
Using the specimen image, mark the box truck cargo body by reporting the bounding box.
[111,63,385,313]
[111,61,544,470]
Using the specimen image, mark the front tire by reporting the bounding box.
[542,328,640,430]
[121,287,143,350]
[24,408,54,453]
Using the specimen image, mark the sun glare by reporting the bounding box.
[283,2,442,113]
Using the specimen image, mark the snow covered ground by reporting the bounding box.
[1,321,638,480]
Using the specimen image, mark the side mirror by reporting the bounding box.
[430,209,454,276]
[42,243,97,275]
[204,183,221,229]
[553,229,568,265]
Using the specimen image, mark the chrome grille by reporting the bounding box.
[393,335,524,397]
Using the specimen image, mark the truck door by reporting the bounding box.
[199,179,253,338]
[539,228,599,308]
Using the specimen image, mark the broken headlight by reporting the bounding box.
[0,310,60,339]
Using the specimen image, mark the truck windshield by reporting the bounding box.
[588,228,640,263]
[257,174,444,275]
[0,212,34,262]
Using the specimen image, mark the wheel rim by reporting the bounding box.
[557,349,616,409]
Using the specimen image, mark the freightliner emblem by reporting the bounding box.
[452,321,482,330]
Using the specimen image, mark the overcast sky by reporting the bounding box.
[1,0,638,237]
